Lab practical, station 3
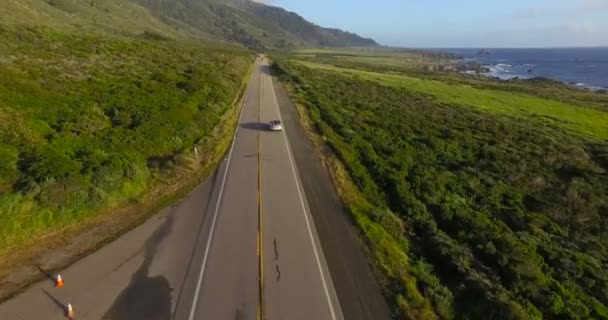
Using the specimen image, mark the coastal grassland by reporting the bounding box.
[0,25,252,258]
[292,48,454,59]
[294,60,608,141]
[290,50,608,112]
[274,58,608,319]
[291,48,456,69]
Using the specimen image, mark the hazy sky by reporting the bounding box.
[261,0,608,48]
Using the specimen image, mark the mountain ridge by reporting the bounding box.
[0,0,377,48]
[132,0,378,48]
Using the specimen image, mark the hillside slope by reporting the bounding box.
[1,0,377,48]
[0,0,180,38]
[131,0,377,48]
[237,0,377,47]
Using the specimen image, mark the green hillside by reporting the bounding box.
[0,0,180,38]
[0,0,377,48]
[0,25,252,255]
[131,0,377,48]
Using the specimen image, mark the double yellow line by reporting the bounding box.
[257,64,265,320]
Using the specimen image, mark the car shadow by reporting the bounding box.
[240,122,268,131]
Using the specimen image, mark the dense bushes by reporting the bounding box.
[277,61,608,319]
[0,27,251,251]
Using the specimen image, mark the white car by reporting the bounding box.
[268,120,283,131]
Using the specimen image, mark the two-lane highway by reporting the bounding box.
[181,57,342,320]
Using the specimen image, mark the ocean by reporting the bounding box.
[442,47,608,91]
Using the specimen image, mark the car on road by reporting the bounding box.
[268,120,283,131]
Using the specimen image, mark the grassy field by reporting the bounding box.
[294,60,608,141]
[0,26,252,256]
[291,48,456,69]
[274,51,608,319]
[293,48,454,58]
[289,50,608,112]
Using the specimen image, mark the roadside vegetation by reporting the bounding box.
[291,48,458,70]
[294,49,608,112]
[0,25,252,258]
[274,51,608,319]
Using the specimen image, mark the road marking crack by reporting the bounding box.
[275,264,281,282]
[273,238,279,261]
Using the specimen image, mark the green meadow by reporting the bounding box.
[295,60,608,140]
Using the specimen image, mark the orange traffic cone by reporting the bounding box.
[66,303,74,319]
[55,274,64,288]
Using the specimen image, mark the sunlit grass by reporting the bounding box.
[295,60,608,140]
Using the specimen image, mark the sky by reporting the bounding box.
[256,0,608,48]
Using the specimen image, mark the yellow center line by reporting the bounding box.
[257,63,265,320]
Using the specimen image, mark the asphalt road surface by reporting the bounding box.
[0,58,389,320]
[182,59,343,320]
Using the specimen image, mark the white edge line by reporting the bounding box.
[187,67,251,320]
[266,64,341,320]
